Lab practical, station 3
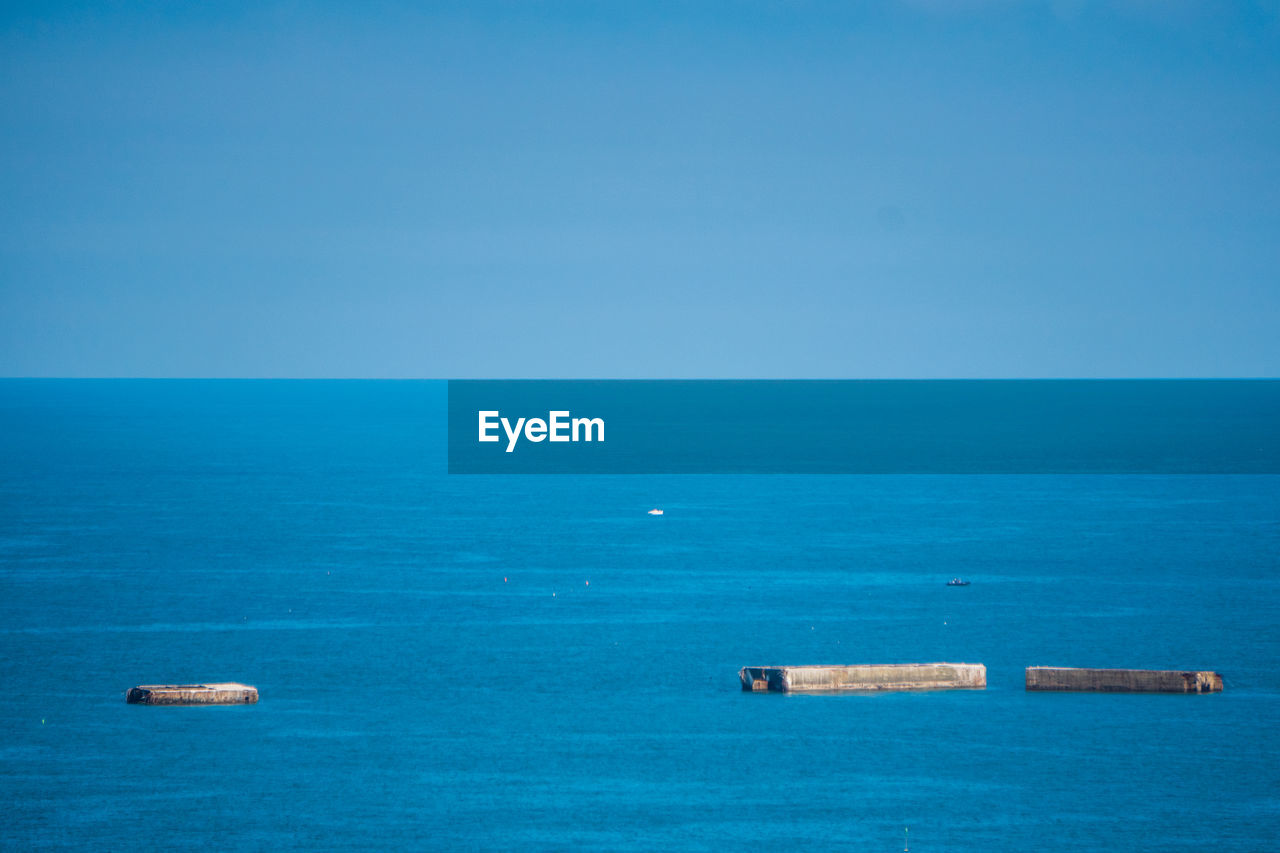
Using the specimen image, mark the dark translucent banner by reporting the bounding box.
[447,380,1280,474]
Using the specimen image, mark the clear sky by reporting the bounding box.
[2,1,1278,377]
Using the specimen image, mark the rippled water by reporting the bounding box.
[2,381,1277,850]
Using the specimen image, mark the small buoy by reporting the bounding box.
[41,719,45,725]
[503,577,507,583]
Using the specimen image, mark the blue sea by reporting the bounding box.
[1,380,1278,851]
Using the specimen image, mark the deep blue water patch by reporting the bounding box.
[1,380,1278,850]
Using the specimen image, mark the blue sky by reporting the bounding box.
[2,1,1278,377]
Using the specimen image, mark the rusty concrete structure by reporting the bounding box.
[126,683,259,705]
[739,663,986,693]
[1025,667,1222,693]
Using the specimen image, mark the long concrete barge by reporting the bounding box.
[740,663,986,693]
[1025,667,1222,693]
[126,683,259,705]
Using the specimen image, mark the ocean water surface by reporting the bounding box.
[1,380,1277,850]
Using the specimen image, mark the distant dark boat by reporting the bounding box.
[947,578,970,586]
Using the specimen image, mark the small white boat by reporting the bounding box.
[647,508,664,516]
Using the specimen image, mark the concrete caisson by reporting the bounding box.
[739,663,986,693]
[126,683,259,705]
[1025,667,1222,693]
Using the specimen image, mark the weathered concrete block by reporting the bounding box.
[1025,667,1222,693]
[126,683,259,705]
[739,663,986,693]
